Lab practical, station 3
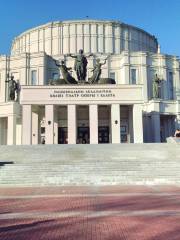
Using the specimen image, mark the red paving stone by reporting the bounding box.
[0,186,180,240]
[1,185,180,196]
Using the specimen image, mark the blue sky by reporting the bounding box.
[0,0,180,56]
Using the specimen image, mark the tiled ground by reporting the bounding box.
[0,186,180,240]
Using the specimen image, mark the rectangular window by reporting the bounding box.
[109,72,115,80]
[130,69,137,84]
[52,73,59,80]
[31,70,37,85]
[168,72,174,100]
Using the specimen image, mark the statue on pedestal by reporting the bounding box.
[68,49,93,83]
[153,74,162,99]
[5,75,20,101]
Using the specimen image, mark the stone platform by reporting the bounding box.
[0,186,180,240]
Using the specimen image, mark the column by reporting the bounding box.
[0,69,7,103]
[128,106,134,143]
[54,108,58,144]
[122,52,130,84]
[68,105,77,144]
[159,56,168,100]
[32,112,39,145]
[89,105,98,144]
[140,54,148,101]
[111,104,121,143]
[133,104,143,143]
[151,112,161,142]
[175,114,180,130]
[8,115,16,145]
[0,118,7,145]
[38,54,46,85]
[45,105,54,144]
[0,118,6,145]
[20,54,29,85]
[22,105,32,145]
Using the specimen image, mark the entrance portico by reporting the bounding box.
[20,85,144,145]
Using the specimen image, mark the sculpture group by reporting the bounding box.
[54,49,110,85]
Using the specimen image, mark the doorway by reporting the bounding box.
[98,126,109,143]
[58,127,68,144]
[77,127,89,144]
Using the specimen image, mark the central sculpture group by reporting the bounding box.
[54,49,110,85]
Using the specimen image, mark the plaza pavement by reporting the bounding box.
[0,185,180,240]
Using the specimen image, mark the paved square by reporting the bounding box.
[0,186,180,240]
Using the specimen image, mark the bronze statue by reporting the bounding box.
[54,60,77,84]
[5,75,19,101]
[52,52,115,85]
[89,58,108,84]
[68,49,93,83]
[16,80,21,102]
[153,74,162,99]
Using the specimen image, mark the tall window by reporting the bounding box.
[31,70,37,85]
[109,72,115,80]
[168,72,174,100]
[130,69,137,84]
[52,73,59,80]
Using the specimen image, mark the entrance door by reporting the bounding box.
[77,127,89,144]
[98,126,109,143]
[58,127,67,144]
[120,124,128,143]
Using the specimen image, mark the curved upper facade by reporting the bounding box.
[11,19,158,56]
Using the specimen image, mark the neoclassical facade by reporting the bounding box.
[0,19,179,145]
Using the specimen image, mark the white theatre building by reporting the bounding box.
[0,19,180,145]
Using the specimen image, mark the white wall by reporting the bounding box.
[11,20,158,56]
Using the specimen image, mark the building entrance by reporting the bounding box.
[77,127,89,144]
[160,115,175,142]
[98,126,109,143]
[58,127,68,144]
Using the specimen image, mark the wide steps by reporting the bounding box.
[0,143,180,186]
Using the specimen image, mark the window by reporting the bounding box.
[168,72,174,100]
[31,70,37,85]
[130,69,137,84]
[109,72,115,80]
[52,73,59,80]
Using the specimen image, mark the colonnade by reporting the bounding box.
[22,103,144,145]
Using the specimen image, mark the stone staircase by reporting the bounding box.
[0,143,180,186]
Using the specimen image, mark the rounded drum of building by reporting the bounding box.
[11,20,158,56]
